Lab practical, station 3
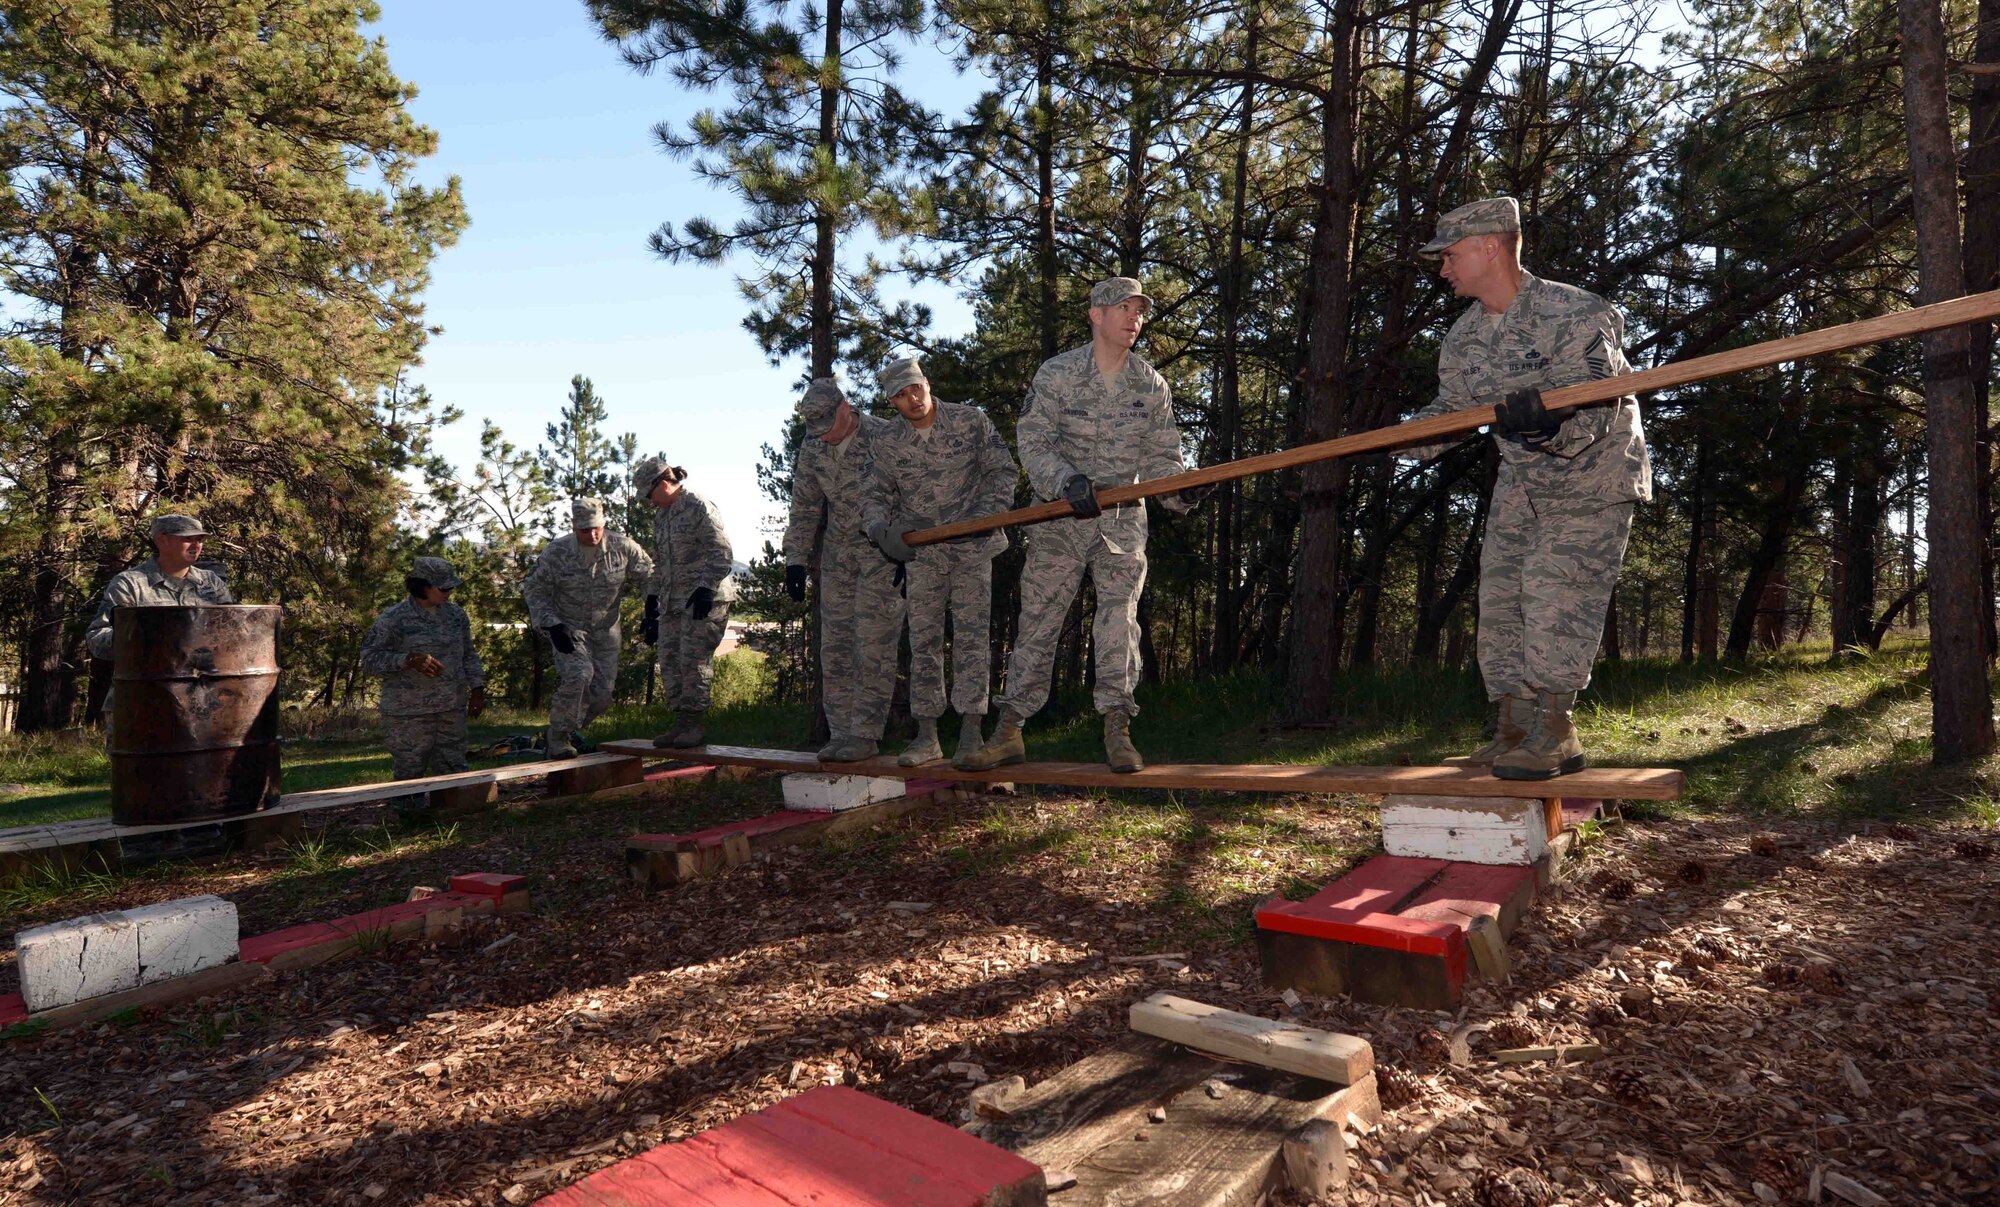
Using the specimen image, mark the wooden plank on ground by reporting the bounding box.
[600,741,1685,799]
[624,781,953,890]
[967,1035,1379,1207]
[1127,992,1372,1085]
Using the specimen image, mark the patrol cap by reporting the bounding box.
[1421,197,1521,254]
[150,514,209,538]
[1088,277,1153,313]
[410,555,462,590]
[878,355,926,398]
[633,454,670,493]
[571,497,607,528]
[796,377,847,435]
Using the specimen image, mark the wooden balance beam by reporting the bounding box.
[600,741,1684,800]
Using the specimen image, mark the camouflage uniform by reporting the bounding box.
[862,399,1017,718]
[996,341,1192,722]
[522,520,655,736]
[785,403,905,744]
[360,580,486,781]
[84,516,235,740]
[1409,267,1651,700]
[648,486,735,712]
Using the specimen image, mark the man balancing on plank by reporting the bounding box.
[1406,197,1651,780]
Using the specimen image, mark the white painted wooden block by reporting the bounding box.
[1381,794,1549,865]
[125,895,239,985]
[16,912,141,1013]
[781,773,907,812]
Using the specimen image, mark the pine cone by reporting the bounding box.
[1593,871,1636,900]
[1486,1018,1540,1049]
[1749,1149,1801,1196]
[1750,834,1780,858]
[1954,837,1993,861]
[1676,859,1709,884]
[1884,822,1919,842]
[1762,962,1802,988]
[1408,1028,1453,1070]
[1690,934,1736,964]
[1377,1064,1422,1108]
[1472,1166,1556,1207]
[1799,962,1847,993]
[1608,1066,1650,1103]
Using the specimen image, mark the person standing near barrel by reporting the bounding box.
[522,497,656,759]
[360,555,488,780]
[85,514,236,735]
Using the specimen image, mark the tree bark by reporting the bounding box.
[1726,471,1805,659]
[1211,7,1257,673]
[810,0,844,377]
[1035,1,1059,364]
[1900,0,1995,761]
[1965,0,2000,656]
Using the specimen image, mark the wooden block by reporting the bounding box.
[1258,923,1467,1012]
[535,1086,1045,1207]
[423,904,465,940]
[16,960,268,1031]
[1381,794,1549,865]
[1281,1118,1347,1196]
[1400,862,1539,938]
[780,772,906,811]
[1543,797,1562,840]
[968,1036,1375,1207]
[721,833,751,867]
[428,780,499,817]
[1465,915,1510,982]
[622,791,942,890]
[1128,992,1372,1086]
[546,754,644,799]
[240,810,305,851]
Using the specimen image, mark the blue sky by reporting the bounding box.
[367,2,980,557]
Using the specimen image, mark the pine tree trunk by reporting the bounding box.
[1211,9,1256,672]
[1900,0,1996,761]
[810,0,843,377]
[1283,0,1362,723]
[1837,438,1884,654]
[1679,430,1706,663]
[1035,3,1059,364]
[1726,472,1805,659]
[1965,0,2000,656]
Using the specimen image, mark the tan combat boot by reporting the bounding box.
[958,714,1025,771]
[653,708,705,749]
[1104,710,1144,774]
[950,711,985,769]
[1493,690,1585,781]
[1450,695,1534,766]
[819,735,879,763]
[898,717,943,767]
[547,725,578,760]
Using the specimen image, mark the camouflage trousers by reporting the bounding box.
[819,536,905,740]
[658,603,730,712]
[549,623,622,733]
[1478,478,1635,699]
[383,709,468,781]
[907,544,994,718]
[996,517,1147,721]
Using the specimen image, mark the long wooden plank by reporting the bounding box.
[906,289,2000,545]
[0,753,646,856]
[1127,993,1373,1085]
[604,741,1684,799]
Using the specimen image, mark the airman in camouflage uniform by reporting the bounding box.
[783,378,906,762]
[1407,197,1651,780]
[85,514,236,740]
[523,497,657,759]
[637,457,736,748]
[359,555,488,780]
[961,278,1210,774]
[861,356,1019,767]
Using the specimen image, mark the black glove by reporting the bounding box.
[544,623,575,655]
[892,562,907,594]
[1495,386,1569,447]
[785,565,807,602]
[868,520,914,563]
[687,586,715,619]
[1177,481,1216,508]
[1063,473,1101,519]
[640,595,660,645]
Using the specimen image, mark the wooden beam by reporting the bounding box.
[603,741,1685,800]
[906,289,2000,545]
[1127,992,1373,1085]
[624,782,952,890]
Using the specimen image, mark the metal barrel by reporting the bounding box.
[109,604,283,826]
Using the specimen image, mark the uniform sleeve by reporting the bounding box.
[203,574,236,605]
[83,580,130,660]
[457,606,486,688]
[859,434,900,533]
[971,409,1020,517]
[1397,325,1485,462]
[622,532,657,597]
[358,609,405,676]
[1016,364,1081,501]
[692,498,734,597]
[1535,300,1627,458]
[1144,371,1195,514]
[781,442,826,566]
[520,542,561,629]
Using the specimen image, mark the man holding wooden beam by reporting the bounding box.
[1412,197,1651,780]
[960,277,1210,774]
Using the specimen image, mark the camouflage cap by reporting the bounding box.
[150,514,209,538]
[410,555,462,590]
[633,454,671,494]
[571,497,607,528]
[1088,277,1153,313]
[796,377,847,435]
[878,355,926,398]
[1421,197,1521,254]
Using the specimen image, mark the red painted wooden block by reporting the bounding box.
[535,1086,1045,1207]
[449,872,528,900]
[1400,861,1539,936]
[0,992,27,1026]
[643,764,718,784]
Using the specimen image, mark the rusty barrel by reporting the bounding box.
[109,605,282,825]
